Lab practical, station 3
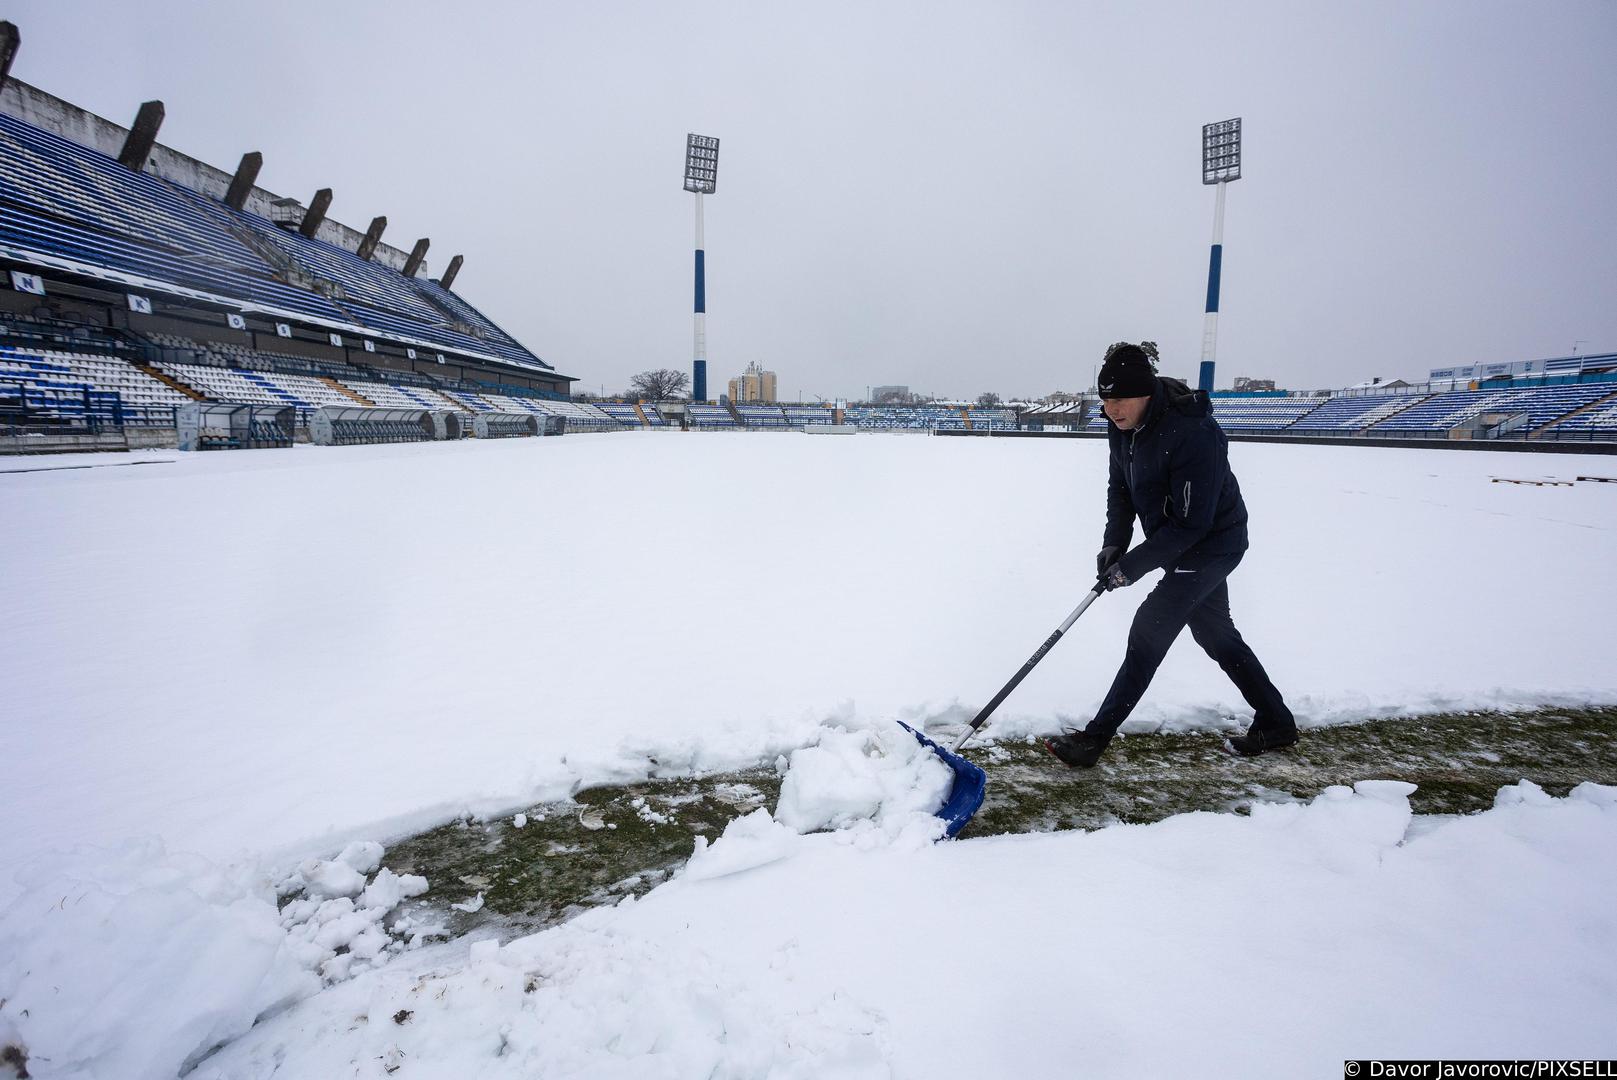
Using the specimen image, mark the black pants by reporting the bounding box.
[1085,552,1292,739]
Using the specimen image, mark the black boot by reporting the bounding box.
[1227,724,1298,757]
[1043,730,1108,768]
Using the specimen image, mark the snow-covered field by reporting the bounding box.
[3,432,1615,1077]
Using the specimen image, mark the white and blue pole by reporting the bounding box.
[692,192,707,402]
[1198,179,1226,393]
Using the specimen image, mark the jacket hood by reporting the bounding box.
[1157,376,1211,419]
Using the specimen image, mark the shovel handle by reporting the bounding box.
[951,586,1105,753]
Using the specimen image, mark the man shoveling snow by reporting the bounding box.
[1045,342,1297,767]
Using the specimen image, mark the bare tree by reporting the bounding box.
[628,369,690,400]
[976,391,1002,407]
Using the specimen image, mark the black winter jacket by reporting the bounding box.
[1103,377,1249,582]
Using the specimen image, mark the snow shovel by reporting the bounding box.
[903,583,1107,838]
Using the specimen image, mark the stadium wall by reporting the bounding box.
[0,79,418,274]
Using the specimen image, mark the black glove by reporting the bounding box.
[1096,546,1121,578]
[1101,563,1132,591]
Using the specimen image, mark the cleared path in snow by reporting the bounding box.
[383,706,1617,938]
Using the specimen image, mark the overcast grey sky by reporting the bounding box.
[11,1,1617,399]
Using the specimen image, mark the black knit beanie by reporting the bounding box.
[1097,344,1157,399]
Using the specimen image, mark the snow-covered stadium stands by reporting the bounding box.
[782,406,833,427]
[1207,395,1327,430]
[735,405,789,428]
[967,408,1017,431]
[156,361,356,412]
[1550,396,1617,436]
[589,402,671,427]
[1059,383,1616,442]
[844,406,965,431]
[1287,394,1428,431]
[594,403,643,426]
[1018,402,1087,428]
[1476,383,1617,434]
[1,345,191,422]
[1368,383,1617,434]
[687,404,738,428]
[0,111,555,374]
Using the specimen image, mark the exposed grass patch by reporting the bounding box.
[968,707,1617,835]
[376,707,1616,937]
[381,768,781,937]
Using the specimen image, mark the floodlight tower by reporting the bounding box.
[1199,118,1242,392]
[684,134,720,402]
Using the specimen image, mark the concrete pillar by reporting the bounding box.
[402,238,430,278]
[0,22,19,92]
[118,100,165,172]
[437,255,464,290]
[298,188,332,238]
[357,216,387,261]
[224,152,262,211]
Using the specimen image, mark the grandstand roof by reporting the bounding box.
[1344,378,1413,390]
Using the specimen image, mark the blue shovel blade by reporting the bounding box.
[899,721,988,839]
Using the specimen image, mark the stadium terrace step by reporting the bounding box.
[1352,393,1428,432]
[132,361,207,401]
[323,376,374,406]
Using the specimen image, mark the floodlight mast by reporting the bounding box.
[684,133,719,401]
[1199,118,1241,392]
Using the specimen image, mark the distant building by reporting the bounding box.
[871,384,909,403]
[728,361,778,403]
[1232,376,1276,392]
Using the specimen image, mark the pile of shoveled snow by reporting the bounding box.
[273,840,439,984]
[191,780,1617,1078]
[8,770,1611,1079]
[686,723,953,882]
[0,838,439,1080]
[774,724,953,837]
